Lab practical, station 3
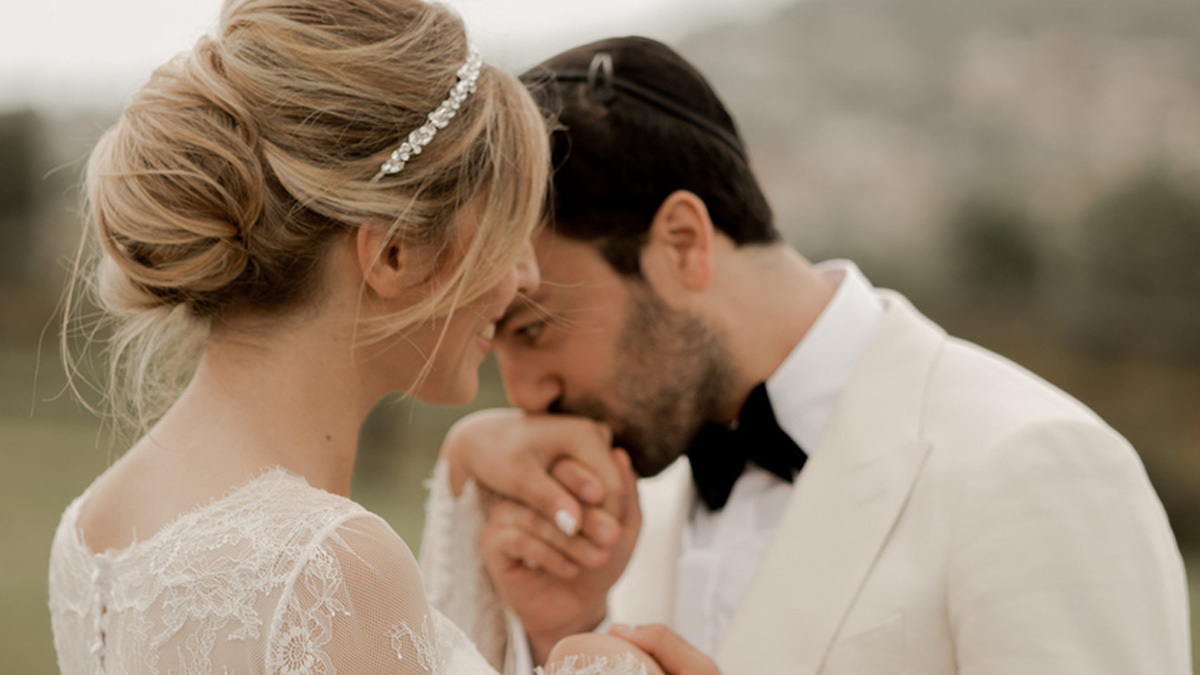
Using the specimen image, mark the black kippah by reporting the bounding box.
[547,51,748,161]
[517,36,778,262]
[522,36,749,162]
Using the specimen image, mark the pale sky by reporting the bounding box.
[0,0,794,111]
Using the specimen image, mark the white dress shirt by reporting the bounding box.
[511,260,884,667]
[675,259,883,656]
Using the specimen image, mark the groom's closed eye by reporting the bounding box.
[497,292,553,346]
[512,320,547,343]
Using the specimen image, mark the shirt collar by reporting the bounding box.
[765,260,884,454]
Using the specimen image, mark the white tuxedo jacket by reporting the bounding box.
[607,291,1190,675]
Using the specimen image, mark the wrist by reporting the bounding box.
[443,453,470,498]
[441,422,478,497]
[527,609,607,666]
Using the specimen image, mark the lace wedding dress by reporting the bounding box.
[49,463,642,675]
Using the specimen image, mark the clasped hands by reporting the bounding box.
[441,409,718,674]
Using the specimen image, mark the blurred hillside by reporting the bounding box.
[682,0,1200,297]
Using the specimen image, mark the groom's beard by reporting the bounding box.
[564,284,734,478]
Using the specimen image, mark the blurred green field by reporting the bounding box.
[2,343,1197,672]
[0,343,509,672]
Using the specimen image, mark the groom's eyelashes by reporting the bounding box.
[497,293,560,347]
[496,315,547,346]
[513,320,547,344]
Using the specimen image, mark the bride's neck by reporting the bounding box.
[145,321,380,497]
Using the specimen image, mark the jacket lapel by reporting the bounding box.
[716,292,944,674]
[609,458,694,625]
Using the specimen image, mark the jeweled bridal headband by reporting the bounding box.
[371,47,484,182]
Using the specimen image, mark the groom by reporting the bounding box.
[436,37,1191,674]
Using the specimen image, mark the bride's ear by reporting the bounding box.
[355,225,409,299]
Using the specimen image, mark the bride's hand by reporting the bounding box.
[483,449,642,665]
[608,624,721,675]
[440,408,625,547]
[546,632,665,675]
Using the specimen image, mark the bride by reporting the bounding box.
[47,1,713,673]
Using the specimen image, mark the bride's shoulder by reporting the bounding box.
[245,469,416,560]
[250,467,367,524]
[261,470,423,583]
[123,466,422,588]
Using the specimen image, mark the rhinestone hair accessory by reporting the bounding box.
[371,47,483,182]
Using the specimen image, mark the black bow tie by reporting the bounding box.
[686,383,807,511]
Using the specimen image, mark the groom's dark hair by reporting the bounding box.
[520,36,778,276]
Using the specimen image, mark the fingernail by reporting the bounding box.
[555,509,579,536]
[609,623,632,635]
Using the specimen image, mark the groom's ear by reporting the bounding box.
[641,190,715,298]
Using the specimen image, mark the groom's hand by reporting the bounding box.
[483,449,642,665]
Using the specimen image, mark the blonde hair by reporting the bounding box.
[64,0,549,432]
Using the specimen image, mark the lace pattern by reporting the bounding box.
[390,614,445,671]
[48,469,465,674]
[267,540,346,675]
[50,466,651,675]
[419,461,509,669]
[536,655,647,675]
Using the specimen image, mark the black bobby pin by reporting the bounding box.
[551,52,749,161]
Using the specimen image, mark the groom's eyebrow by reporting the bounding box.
[497,288,552,330]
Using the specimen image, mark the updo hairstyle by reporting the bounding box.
[66,0,549,429]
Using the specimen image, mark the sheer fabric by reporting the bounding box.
[49,466,643,675]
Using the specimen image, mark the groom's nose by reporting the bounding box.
[495,349,561,413]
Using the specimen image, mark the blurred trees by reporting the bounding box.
[1060,170,1200,363]
[682,0,1200,545]
[1084,170,1200,301]
[949,199,1042,298]
[0,109,45,285]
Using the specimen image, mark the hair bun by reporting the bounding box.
[70,0,551,433]
[89,41,266,314]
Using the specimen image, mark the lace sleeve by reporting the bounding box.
[266,501,647,675]
[267,510,492,674]
[419,461,509,670]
